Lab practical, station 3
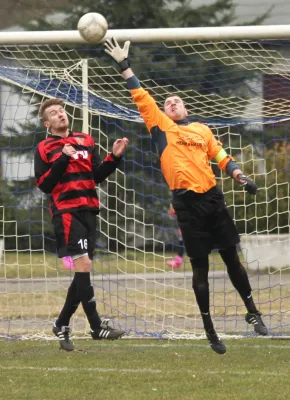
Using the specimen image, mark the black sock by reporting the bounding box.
[219,246,259,314]
[201,312,214,332]
[74,272,102,330]
[191,257,214,332]
[56,277,80,327]
[244,294,259,314]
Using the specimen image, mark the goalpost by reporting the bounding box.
[0,26,290,339]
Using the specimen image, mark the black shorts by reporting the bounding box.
[172,186,240,259]
[52,210,97,260]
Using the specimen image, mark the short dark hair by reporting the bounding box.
[39,98,64,121]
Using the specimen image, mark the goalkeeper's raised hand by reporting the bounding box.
[104,37,131,71]
[236,174,258,195]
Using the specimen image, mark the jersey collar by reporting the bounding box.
[50,130,73,139]
[175,119,190,126]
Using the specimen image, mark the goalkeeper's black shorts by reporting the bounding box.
[172,186,240,259]
[52,210,97,260]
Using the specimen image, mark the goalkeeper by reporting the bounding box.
[104,38,268,354]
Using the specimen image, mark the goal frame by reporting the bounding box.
[1,24,290,339]
[1,25,290,45]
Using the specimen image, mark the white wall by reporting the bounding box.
[241,234,290,270]
[0,83,35,180]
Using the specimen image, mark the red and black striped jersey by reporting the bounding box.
[34,131,120,216]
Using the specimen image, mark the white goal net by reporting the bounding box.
[0,33,290,339]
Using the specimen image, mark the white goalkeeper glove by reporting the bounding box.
[104,37,131,71]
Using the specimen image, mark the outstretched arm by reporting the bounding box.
[104,38,172,133]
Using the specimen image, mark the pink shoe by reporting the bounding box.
[62,256,75,270]
[167,255,183,269]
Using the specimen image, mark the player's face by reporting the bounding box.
[43,105,69,135]
[164,96,188,121]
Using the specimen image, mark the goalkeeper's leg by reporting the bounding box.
[190,256,226,354]
[219,246,268,336]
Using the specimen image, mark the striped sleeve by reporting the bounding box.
[34,142,70,194]
[92,147,121,184]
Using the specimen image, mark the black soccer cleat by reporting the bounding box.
[91,319,126,340]
[206,329,227,354]
[245,312,268,336]
[52,323,74,351]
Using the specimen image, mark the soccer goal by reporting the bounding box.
[0,25,290,339]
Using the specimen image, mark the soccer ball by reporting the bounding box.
[77,13,108,43]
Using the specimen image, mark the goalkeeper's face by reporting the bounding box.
[43,105,69,135]
[164,96,188,121]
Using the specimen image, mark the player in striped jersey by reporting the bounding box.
[35,98,128,350]
[105,38,268,354]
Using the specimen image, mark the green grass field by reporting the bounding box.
[0,338,290,400]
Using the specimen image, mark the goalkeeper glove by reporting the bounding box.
[104,37,131,71]
[237,174,258,195]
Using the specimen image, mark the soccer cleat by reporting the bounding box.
[91,319,126,340]
[245,312,268,336]
[52,323,74,351]
[206,329,226,354]
[167,255,183,269]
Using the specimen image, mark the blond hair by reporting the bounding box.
[39,98,64,121]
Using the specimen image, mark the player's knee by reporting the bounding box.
[74,256,92,272]
[191,257,209,291]
[192,277,209,293]
[219,245,240,267]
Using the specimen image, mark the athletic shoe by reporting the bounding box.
[52,323,74,351]
[245,312,268,335]
[167,255,183,269]
[206,329,226,354]
[91,319,126,340]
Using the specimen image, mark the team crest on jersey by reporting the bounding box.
[72,150,88,159]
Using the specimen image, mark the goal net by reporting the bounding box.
[0,35,290,339]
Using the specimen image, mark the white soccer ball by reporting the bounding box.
[77,13,108,43]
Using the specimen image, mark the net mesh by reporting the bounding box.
[0,38,290,339]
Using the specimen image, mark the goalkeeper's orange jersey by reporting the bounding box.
[130,87,231,193]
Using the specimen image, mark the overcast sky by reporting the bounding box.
[2,0,290,30]
[191,0,290,25]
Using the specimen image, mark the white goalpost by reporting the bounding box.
[0,25,290,339]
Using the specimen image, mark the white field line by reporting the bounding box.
[0,365,287,377]
[0,366,161,374]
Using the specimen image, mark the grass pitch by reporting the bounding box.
[0,338,290,400]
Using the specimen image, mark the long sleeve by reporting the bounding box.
[92,147,121,184]
[34,145,70,194]
[206,126,232,171]
[130,87,174,133]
